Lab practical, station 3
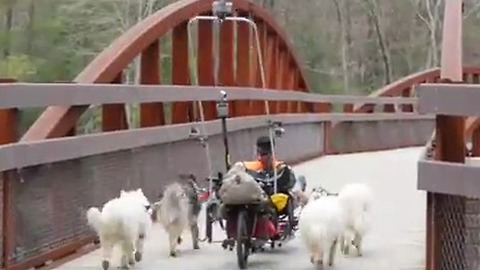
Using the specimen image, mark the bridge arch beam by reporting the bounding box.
[21,0,310,141]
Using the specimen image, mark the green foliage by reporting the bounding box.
[0,54,37,80]
[18,107,44,135]
[77,106,102,134]
[5,0,480,135]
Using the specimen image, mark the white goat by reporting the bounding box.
[337,183,373,257]
[299,195,345,268]
[86,188,152,270]
[151,181,199,257]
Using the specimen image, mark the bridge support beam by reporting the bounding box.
[472,128,480,156]
[0,78,17,269]
[140,40,165,127]
[102,72,129,131]
[427,0,465,269]
[197,14,216,121]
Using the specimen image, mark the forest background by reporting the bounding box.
[1,0,479,133]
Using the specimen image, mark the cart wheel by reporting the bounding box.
[287,198,295,235]
[236,210,249,269]
[205,205,214,243]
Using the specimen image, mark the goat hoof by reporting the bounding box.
[102,260,110,270]
[310,256,320,265]
[134,251,142,262]
[128,259,135,266]
[177,237,182,244]
[193,244,200,250]
[314,258,323,265]
[169,251,177,257]
[138,233,145,240]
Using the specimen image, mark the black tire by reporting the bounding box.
[236,210,249,269]
[205,204,215,243]
[287,197,296,235]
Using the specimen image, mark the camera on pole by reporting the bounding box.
[216,90,229,118]
[212,0,233,20]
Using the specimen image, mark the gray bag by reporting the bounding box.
[218,163,268,205]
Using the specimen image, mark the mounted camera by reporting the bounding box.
[212,0,233,20]
[269,121,285,138]
[216,90,229,118]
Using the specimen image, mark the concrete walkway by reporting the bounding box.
[54,147,426,270]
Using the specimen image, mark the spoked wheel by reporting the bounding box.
[206,202,226,243]
[236,210,249,269]
[287,198,296,235]
[205,210,213,243]
[205,202,219,243]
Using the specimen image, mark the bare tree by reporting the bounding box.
[26,0,35,55]
[412,0,442,68]
[361,0,392,84]
[332,0,350,93]
[3,0,14,58]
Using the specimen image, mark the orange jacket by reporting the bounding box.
[242,159,284,172]
[242,159,295,193]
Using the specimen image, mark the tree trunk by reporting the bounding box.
[363,0,392,84]
[26,0,36,55]
[332,0,350,93]
[3,0,14,58]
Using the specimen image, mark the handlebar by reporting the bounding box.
[251,166,287,182]
[206,171,223,183]
[205,176,222,183]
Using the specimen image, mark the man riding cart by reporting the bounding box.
[219,136,307,252]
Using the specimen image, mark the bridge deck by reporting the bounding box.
[53,147,425,270]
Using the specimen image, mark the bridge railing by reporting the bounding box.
[0,82,433,270]
[417,83,480,270]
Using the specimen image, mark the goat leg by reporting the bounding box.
[354,232,363,256]
[328,239,338,266]
[100,237,113,270]
[190,222,200,249]
[134,233,145,262]
[169,233,178,257]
